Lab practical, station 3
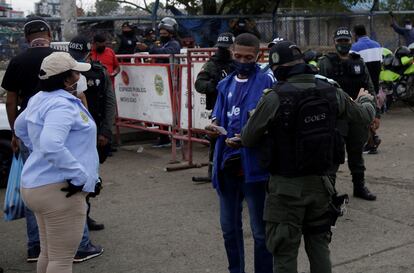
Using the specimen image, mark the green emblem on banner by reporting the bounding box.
[154,74,164,96]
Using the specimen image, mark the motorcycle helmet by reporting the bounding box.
[158,17,178,34]
[394,46,410,59]
[408,42,414,54]
[382,48,394,67]
[303,49,318,63]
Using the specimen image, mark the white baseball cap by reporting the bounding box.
[39,52,91,80]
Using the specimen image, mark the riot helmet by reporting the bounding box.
[158,17,178,34]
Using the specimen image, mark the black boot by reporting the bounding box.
[192,162,212,183]
[87,216,105,231]
[352,173,377,201]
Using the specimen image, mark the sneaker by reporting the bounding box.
[373,135,382,147]
[74,243,104,263]
[368,147,378,154]
[27,245,40,263]
[363,145,374,154]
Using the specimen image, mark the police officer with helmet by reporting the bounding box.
[136,17,181,55]
[318,27,377,201]
[240,41,376,273]
[137,17,182,147]
[69,35,116,230]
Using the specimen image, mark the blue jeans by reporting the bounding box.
[20,143,90,251]
[218,171,273,273]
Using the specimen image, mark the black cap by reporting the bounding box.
[24,16,51,36]
[215,32,234,48]
[68,36,91,61]
[144,27,155,36]
[267,37,284,48]
[334,27,352,40]
[269,41,303,67]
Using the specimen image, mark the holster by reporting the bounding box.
[328,193,349,227]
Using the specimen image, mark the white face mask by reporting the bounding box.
[76,74,87,95]
[406,24,412,30]
[67,74,87,96]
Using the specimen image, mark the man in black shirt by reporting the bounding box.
[1,16,103,263]
[69,35,116,231]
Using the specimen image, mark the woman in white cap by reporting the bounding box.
[14,52,101,273]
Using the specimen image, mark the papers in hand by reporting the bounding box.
[229,136,241,143]
[211,125,228,135]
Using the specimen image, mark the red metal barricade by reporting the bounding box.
[114,48,270,171]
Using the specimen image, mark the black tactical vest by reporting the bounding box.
[326,53,367,100]
[117,34,138,54]
[205,56,235,110]
[266,79,339,177]
[83,61,107,128]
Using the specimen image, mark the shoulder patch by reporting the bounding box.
[263,88,273,95]
[315,74,341,88]
[318,55,327,61]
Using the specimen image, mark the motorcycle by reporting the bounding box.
[379,46,414,108]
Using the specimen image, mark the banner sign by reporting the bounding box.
[180,63,212,130]
[115,65,173,125]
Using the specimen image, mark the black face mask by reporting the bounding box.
[233,61,256,77]
[336,44,351,55]
[123,31,134,37]
[96,46,105,53]
[273,66,292,81]
[160,36,171,44]
[216,48,231,60]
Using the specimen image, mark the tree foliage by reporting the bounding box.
[96,0,414,16]
[379,0,414,10]
[95,0,120,15]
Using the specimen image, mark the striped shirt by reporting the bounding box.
[351,36,382,93]
[351,36,382,63]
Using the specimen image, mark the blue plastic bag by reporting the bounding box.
[3,154,25,221]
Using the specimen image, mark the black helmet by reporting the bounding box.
[303,49,318,63]
[395,46,410,58]
[158,17,178,34]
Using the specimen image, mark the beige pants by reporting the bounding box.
[21,182,87,273]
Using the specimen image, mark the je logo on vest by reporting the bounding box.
[227,105,240,117]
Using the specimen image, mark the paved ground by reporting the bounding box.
[1,105,414,273]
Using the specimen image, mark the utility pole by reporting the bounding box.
[60,0,77,41]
